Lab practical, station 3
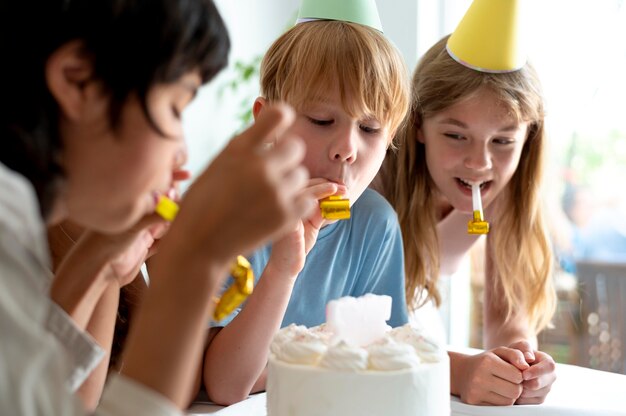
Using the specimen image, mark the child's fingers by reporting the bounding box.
[516,384,553,405]
[148,221,170,240]
[508,340,535,363]
[307,178,331,186]
[266,134,307,178]
[304,178,347,198]
[492,347,530,373]
[130,213,169,234]
[522,351,556,382]
[146,239,162,259]
[464,372,522,406]
[291,193,317,222]
[489,362,524,385]
[239,103,296,147]
[308,182,340,200]
[480,388,522,406]
[280,165,311,203]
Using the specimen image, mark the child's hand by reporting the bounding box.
[62,213,166,289]
[168,104,314,267]
[301,179,348,255]
[455,347,526,405]
[507,341,557,405]
[268,178,345,279]
[100,214,168,286]
[60,169,190,288]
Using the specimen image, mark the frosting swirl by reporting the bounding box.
[367,340,421,370]
[270,324,309,355]
[390,324,445,363]
[270,321,444,371]
[276,332,327,365]
[319,342,369,371]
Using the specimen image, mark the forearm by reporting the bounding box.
[50,232,116,329]
[483,286,536,348]
[250,368,268,393]
[76,281,120,411]
[437,209,481,275]
[203,263,295,405]
[120,254,228,409]
[484,321,537,350]
[483,238,536,350]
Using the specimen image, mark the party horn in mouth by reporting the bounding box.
[467,183,489,234]
[320,195,350,220]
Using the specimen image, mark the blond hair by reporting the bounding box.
[260,20,410,140]
[380,36,556,333]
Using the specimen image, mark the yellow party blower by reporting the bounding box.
[467,183,489,235]
[155,196,254,321]
[319,195,351,220]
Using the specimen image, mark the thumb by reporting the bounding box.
[128,213,169,235]
[509,340,535,363]
[493,347,530,371]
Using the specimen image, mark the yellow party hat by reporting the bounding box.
[447,0,526,73]
[296,0,383,32]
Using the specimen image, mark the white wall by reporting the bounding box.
[182,0,300,181]
[182,0,446,180]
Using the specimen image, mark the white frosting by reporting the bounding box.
[274,331,327,365]
[269,323,308,355]
[271,323,445,371]
[390,324,445,363]
[309,323,334,343]
[367,340,421,370]
[319,342,368,371]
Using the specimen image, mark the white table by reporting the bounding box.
[187,362,626,415]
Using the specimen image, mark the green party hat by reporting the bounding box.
[296,0,383,32]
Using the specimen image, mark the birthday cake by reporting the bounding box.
[266,295,450,416]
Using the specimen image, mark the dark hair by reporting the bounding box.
[0,0,230,218]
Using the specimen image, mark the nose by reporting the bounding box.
[464,142,492,171]
[329,125,357,163]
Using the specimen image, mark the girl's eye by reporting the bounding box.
[172,106,182,119]
[444,133,464,140]
[493,137,515,145]
[360,125,381,134]
[308,117,333,126]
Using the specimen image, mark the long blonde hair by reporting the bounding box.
[260,20,409,138]
[380,36,556,333]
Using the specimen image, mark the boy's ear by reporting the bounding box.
[252,97,267,121]
[45,40,99,122]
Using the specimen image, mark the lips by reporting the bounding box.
[323,164,349,188]
[455,178,493,199]
[327,178,346,187]
[456,178,490,190]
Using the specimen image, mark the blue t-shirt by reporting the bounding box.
[214,188,409,328]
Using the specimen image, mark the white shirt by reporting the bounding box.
[0,162,181,416]
[409,290,447,346]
